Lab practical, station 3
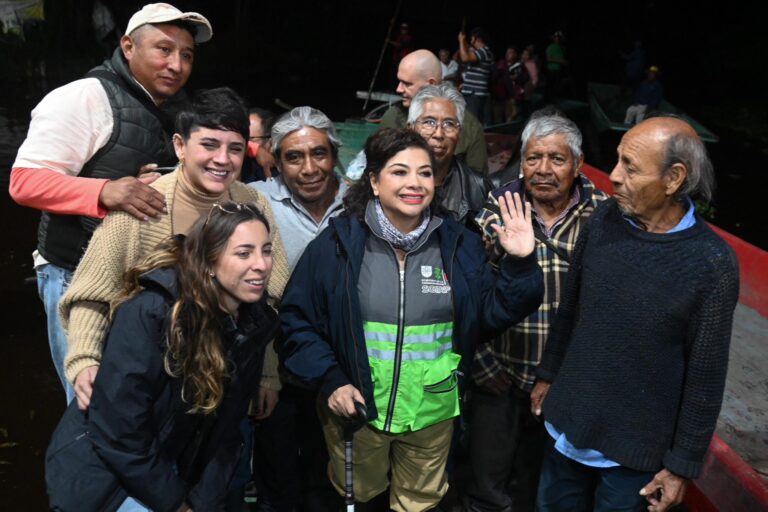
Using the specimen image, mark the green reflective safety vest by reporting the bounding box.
[365,320,461,433]
[359,209,461,433]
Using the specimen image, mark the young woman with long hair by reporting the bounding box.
[47,202,278,511]
[279,128,544,510]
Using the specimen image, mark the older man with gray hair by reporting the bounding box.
[251,106,348,270]
[381,49,488,174]
[531,115,739,512]
[467,108,607,512]
[248,105,348,511]
[407,83,492,225]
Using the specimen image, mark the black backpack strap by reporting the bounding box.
[533,222,571,263]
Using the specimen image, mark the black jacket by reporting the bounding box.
[436,158,493,226]
[280,213,544,422]
[46,267,278,511]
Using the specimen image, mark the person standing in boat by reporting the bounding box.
[407,83,493,226]
[545,31,568,97]
[458,27,495,126]
[531,115,739,512]
[466,108,608,512]
[439,48,460,85]
[279,127,543,510]
[624,65,664,125]
[9,3,212,403]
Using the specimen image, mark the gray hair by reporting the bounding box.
[271,106,342,163]
[520,108,583,162]
[407,83,466,125]
[661,132,715,203]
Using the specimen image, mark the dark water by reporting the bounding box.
[0,98,65,509]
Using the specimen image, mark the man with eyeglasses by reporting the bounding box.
[380,49,489,175]
[242,107,278,182]
[407,83,492,225]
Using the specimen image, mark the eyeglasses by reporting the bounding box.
[204,201,259,226]
[415,117,461,135]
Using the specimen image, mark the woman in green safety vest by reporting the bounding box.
[279,128,543,510]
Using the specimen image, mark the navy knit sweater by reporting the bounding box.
[537,200,739,479]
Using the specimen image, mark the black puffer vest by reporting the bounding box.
[37,48,180,271]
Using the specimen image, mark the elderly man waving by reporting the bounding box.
[467,108,607,512]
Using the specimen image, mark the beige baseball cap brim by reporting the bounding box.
[125,3,212,43]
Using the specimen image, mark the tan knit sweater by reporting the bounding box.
[59,170,290,387]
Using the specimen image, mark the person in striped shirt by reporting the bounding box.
[458,27,495,125]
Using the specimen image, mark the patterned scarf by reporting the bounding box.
[374,199,431,251]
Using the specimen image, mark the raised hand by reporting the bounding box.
[491,191,535,258]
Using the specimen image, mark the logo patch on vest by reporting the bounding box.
[421,266,450,294]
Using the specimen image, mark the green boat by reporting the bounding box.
[333,120,380,172]
[588,82,719,143]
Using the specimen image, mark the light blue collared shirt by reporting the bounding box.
[545,197,697,467]
[250,174,348,270]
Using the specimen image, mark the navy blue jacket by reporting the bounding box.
[279,213,544,423]
[46,267,278,512]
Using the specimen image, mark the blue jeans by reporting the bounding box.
[36,262,75,403]
[536,437,653,512]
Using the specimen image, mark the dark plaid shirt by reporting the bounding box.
[472,174,607,392]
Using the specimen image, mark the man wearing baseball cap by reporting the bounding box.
[624,65,664,125]
[9,3,212,403]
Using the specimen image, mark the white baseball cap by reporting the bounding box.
[125,3,213,43]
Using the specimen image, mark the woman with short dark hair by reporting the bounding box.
[60,87,290,412]
[280,128,544,510]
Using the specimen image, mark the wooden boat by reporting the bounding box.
[588,82,720,143]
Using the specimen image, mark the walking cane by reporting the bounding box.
[344,401,368,511]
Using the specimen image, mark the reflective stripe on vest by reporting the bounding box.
[364,320,461,433]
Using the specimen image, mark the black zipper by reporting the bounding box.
[384,253,407,432]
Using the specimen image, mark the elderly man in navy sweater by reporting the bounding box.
[531,115,739,512]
